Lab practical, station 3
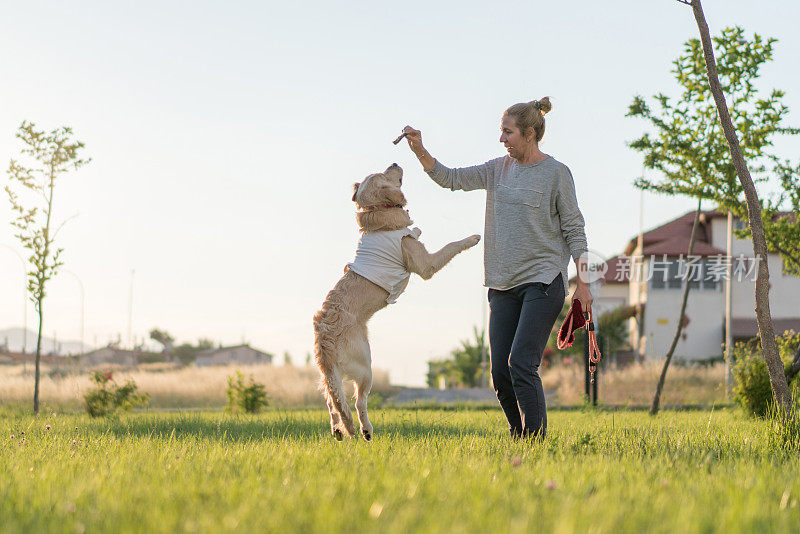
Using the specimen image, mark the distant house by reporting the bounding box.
[194,344,273,367]
[569,210,800,361]
[623,210,800,360]
[78,347,140,368]
[0,351,64,366]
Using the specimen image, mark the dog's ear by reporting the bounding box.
[352,183,360,202]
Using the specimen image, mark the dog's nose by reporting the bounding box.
[391,163,398,167]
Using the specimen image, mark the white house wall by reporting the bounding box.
[710,218,800,319]
[195,346,272,366]
[642,286,724,360]
[628,252,647,356]
[598,283,628,306]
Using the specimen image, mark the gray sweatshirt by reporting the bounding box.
[426,155,587,295]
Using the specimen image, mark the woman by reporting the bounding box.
[402,97,592,439]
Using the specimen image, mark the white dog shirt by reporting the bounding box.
[347,227,421,304]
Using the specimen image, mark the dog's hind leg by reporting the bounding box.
[319,363,356,438]
[325,393,343,441]
[344,334,374,441]
[313,304,358,438]
[355,367,374,441]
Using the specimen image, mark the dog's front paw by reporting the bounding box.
[362,425,374,442]
[463,234,481,249]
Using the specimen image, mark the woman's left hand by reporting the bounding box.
[572,283,594,315]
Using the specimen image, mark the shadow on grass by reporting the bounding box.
[93,411,479,442]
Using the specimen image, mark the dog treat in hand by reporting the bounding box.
[392,132,409,145]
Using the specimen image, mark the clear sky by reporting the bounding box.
[1,0,798,385]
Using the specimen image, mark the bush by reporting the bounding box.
[83,371,149,417]
[226,371,268,413]
[732,331,800,417]
[426,327,488,388]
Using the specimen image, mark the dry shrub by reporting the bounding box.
[0,364,392,409]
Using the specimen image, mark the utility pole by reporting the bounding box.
[725,211,734,398]
[635,167,645,360]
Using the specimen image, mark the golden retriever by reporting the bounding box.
[313,163,480,440]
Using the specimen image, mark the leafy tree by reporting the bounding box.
[627,19,796,415]
[596,305,637,356]
[5,122,90,414]
[149,328,175,352]
[739,160,800,276]
[172,343,200,366]
[678,0,794,415]
[628,25,800,276]
[426,327,488,388]
[283,351,293,366]
[197,338,215,351]
[627,27,796,207]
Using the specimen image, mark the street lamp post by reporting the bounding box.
[63,270,85,355]
[128,269,135,349]
[1,243,28,353]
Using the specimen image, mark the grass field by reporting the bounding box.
[0,360,725,409]
[0,364,393,409]
[2,406,799,533]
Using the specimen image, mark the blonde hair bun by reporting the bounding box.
[504,96,553,142]
[533,96,552,116]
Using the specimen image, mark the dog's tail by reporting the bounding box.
[313,303,357,437]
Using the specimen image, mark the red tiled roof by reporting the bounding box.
[641,235,724,257]
[625,211,709,256]
[626,209,796,257]
[602,255,630,284]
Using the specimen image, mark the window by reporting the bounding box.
[649,258,720,291]
[649,257,680,290]
[702,260,720,290]
[667,260,682,289]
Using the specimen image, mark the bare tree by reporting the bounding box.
[651,201,701,415]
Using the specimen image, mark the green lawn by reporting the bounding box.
[2,406,799,533]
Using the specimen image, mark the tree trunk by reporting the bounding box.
[33,300,43,415]
[651,200,702,416]
[689,0,793,415]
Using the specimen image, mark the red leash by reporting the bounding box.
[557,299,602,383]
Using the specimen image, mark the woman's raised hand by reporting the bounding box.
[403,126,424,155]
[401,125,435,171]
